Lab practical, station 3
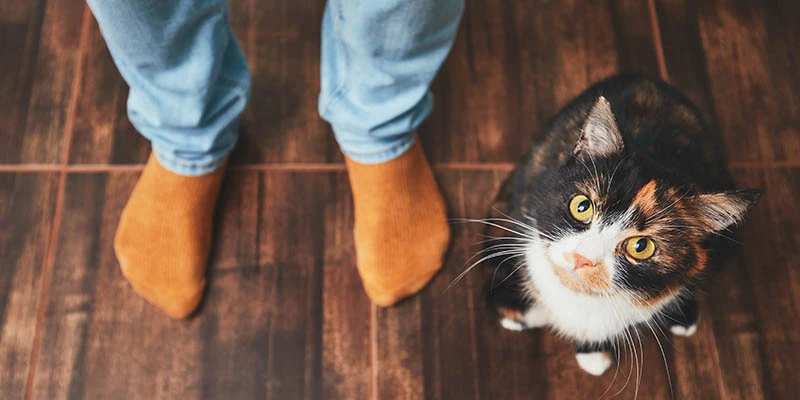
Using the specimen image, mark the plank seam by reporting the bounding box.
[2,161,800,174]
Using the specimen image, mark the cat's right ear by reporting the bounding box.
[572,96,625,160]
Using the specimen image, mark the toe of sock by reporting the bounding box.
[122,270,205,319]
[363,262,444,307]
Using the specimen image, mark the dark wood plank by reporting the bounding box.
[375,298,425,400]
[0,173,58,399]
[676,168,770,400]
[0,1,47,163]
[757,1,800,163]
[419,170,493,400]
[227,0,342,164]
[750,167,800,400]
[258,171,329,399]
[440,170,551,399]
[67,17,148,165]
[16,0,88,165]
[668,299,727,400]
[319,174,372,400]
[423,0,661,163]
[197,172,269,399]
[657,0,800,164]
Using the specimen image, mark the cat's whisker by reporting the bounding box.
[472,243,529,256]
[472,236,530,248]
[606,156,626,194]
[606,298,636,399]
[461,244,528,276]
[577,156,602,195]
[476,233,530,242]
[641,312,674,399]
[660,224,744,245]
[485,211,559,241]
[631,325,644,400]
[598,293,625,400]
[492,259,527,289]
[451,218,536,240]
[607,286,643,400]
[490,257,523,290]
[447,250,525,291]
[645,190,691,224]
[588,153,603,195]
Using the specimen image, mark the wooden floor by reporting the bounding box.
[1,0,798,399]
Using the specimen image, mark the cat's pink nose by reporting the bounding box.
[573,253,595,270]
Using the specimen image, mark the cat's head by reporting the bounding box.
[523,96,760,310]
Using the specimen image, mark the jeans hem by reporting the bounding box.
[340,133,417,164]
[152,149,228,176]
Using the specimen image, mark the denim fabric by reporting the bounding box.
[318,0,464,163]
[87,0,250,175]
[88,0,463,173]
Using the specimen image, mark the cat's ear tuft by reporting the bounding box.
[573,96,625,159]
[693,189,761,232]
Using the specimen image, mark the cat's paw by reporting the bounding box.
[576,352,613,376]
[670,323,698,337]
[500,318,527,331]
[498,305,548,331]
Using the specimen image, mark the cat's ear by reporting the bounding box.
[693,189,761,232]
[573,96,625,159]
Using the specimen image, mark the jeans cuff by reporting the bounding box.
[339,133,417,164]
[152,147,228,176]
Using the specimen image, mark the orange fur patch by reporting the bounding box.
[632,180,659,216]
[497,307,523,322]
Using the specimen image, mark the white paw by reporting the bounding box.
[670,324,698,337]
[576,352,612,376]
[500,318,526,331]
[520,306,549,328]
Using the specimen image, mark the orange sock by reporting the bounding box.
[345,141,451,306]
[114,154,225,318]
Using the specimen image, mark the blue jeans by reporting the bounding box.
[87,0,464,175]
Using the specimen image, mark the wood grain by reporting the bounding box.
[15,0,88,165]
[657,0,800,164]
[422,0,660,163]
[0,173,58,400]
[28,171,371,399]
[226,0,342,164]
[418,170,493,400]
[67,17,148,165]
[0,0,46,163]
[751,167,800,400]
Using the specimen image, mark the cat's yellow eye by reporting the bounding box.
[569,194,594,224]
[624,236,656,260]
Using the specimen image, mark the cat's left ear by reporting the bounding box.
[573,96,625,160]
[693,189,762,232]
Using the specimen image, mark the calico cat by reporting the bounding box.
[482,74,760,376]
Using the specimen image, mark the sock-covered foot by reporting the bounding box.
[345,140,451,306]
[114,154,225,319]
